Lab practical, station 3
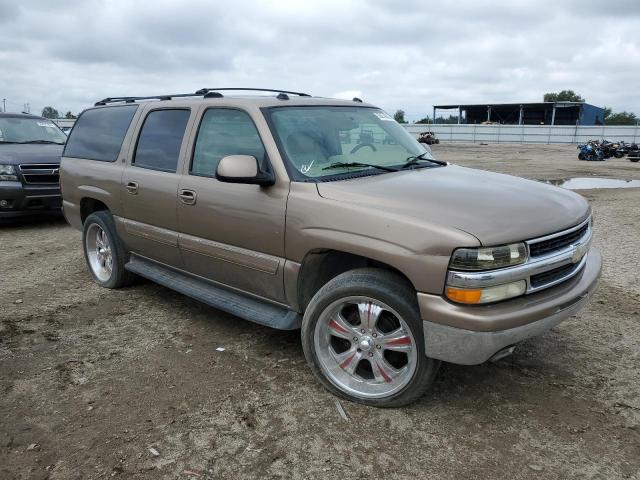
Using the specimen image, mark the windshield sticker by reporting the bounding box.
[37,122,56,128]
[373,112,394,122]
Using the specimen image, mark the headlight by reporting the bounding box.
[0,165,18,181]
[446,280,527,304]
[449,243,527,271]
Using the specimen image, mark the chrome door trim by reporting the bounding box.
[179,232,281,275]
[117,216,179,247]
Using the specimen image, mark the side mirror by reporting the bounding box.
[215,155,275,186]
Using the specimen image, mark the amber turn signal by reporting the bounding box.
[445,287,483,304]
[446,280,527,304]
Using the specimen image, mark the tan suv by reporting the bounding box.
[60,88,601,407]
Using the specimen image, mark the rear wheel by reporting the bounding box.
[301,269,440,407]
[83,211,134,288]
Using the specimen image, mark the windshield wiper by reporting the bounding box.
[322,161,398,172]
[15,140,65,145]
[403,153,447,169]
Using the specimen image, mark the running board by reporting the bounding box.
[125,255,301,330]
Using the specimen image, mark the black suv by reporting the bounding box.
[0,113,67,218]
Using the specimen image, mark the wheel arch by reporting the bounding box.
[296,249,416,312]
[80,197,110,224]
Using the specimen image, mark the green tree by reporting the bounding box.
[393,110,406,123]
[435,115,459,124]
[543,90,585,102]
[41,106,59,119]
[415,117,431,124]
[64,111,77,119]
[603,106,612,120]
[605,111,638,125]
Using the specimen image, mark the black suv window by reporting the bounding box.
[64,105,137,162]
[191,109,266,177]
[133,109,190,172]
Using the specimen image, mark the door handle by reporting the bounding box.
[179,189,197,205]
[126,181,138,194]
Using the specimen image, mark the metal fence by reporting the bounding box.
[404,124,640,144]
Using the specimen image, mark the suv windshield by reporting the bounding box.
[266,106,436,180]
[0,116,67,144]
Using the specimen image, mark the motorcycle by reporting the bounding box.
[577,142,605,161]
[418,131,439,145]
[618,141,639,157]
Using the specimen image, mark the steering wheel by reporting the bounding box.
[350,143,377,154]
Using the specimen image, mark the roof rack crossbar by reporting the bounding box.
[196,88,311,97]
[95,88,312,106]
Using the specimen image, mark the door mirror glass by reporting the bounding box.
[216,155,275,186]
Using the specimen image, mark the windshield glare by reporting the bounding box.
[268,107,434,179]
[0,117,67,144]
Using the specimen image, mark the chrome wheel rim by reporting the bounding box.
[314,296,418,399]
[85,224,113,282]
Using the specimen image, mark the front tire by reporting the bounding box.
[301,269,440,407]
[83,211,134,289]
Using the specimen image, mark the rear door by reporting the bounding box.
[177,107,289,302]
[120,106,193,268]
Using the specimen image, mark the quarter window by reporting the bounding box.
[64,105,138,162]
[133,109,190,172]
[191,109,267,177]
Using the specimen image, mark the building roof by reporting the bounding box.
[434,102,595,109]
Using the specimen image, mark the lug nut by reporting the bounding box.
[376,345,382,349]
[360,329,365,334]
[368,352,374,357]
[353,337,358,341]
[372,333,378,338]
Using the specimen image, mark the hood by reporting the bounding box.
[0,143,64,165]
[316,165,590,245]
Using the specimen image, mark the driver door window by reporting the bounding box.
[191,108,267,177]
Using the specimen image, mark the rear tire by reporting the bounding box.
[83,211,135,288]
[301,268,440,407]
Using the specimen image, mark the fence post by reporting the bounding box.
[635,123,639,143]
[473,124,476,144]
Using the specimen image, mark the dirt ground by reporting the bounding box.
[1,144,639,480]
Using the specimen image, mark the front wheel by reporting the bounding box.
[301,269,440,407]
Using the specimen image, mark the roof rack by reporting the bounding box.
[95,88,312,106]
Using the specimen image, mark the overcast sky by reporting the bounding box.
[1,0,639,121]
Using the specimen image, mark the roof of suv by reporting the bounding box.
[0,112,50,120]
[92,88,376,109]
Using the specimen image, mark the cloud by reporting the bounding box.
[0,0,638,120]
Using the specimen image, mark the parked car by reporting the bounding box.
[0,113,66,218]
[60,89,601,407]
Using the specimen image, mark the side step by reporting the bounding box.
[125,255,302,330]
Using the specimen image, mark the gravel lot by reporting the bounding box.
[1,144,639,480]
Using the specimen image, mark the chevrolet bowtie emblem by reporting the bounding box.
[572,243,588,263]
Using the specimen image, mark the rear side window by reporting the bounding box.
[133,109,190,173]
[191,108,267,177]
[64,105,138,161]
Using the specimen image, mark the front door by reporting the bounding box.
[177,107,288,303]
[120,107,192,268]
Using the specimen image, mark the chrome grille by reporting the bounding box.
[528,222,589,257]
[18,164,60,184]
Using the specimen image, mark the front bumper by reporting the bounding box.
[0,181,62,218]
[419,248,602,365]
